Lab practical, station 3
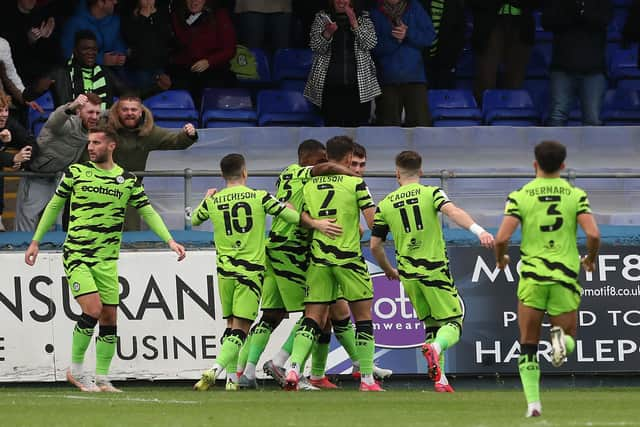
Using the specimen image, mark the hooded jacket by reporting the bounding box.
[108,101,198,175]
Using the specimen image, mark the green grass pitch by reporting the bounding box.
[0,385,637,427]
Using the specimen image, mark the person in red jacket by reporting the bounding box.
[169,0,236,105]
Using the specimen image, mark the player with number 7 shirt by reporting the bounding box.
[191,153,342,391]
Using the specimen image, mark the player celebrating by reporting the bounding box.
[495,141,600,417]
[370,150,494,392]
[25,126,186,393]
[284,136,382,392]
[235,140,353,390]
[192,153,341,391]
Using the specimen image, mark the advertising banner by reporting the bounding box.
[1,244,639,382]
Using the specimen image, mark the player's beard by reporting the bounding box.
[91,152,108,164]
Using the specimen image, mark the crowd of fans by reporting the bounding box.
[0,0,639,230]
[0,0,637,126]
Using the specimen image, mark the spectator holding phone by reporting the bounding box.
[304,0,381,127]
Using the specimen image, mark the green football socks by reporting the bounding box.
[518,344,541,405]
[95,326,117,376]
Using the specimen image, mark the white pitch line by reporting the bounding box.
[23,394,200,405]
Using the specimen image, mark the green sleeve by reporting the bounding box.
[32,194,66,242]
[504,191,522,220]
[146,126,198,151]
[137,204,173,243]
[577,189,592,215]
[191,198,210,227]
[279,206,301,225]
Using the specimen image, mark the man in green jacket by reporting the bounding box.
[107,95,198,230]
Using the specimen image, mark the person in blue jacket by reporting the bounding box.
[371,0,435,126]
[60,0,128,68]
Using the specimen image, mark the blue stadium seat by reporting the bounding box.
[609,44,640,82]
[27,91,55,136]
[428,89,482,126]
[143,90,199,128]
[257,90,322,126]
[482,89,540,126]
[200,88,257,128]
[617,79,640,90]
[243,48,272,85]
[273,48,313,81]
[280,79,306,93]
[601,88,640,125]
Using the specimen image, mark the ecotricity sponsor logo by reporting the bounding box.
[582,285,640,297]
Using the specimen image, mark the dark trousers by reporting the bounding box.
[376,83,431,127]
[321,85,371,127]
[473,15,532,105]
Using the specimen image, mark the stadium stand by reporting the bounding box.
[142,90,199,129]
[200,88,257,128]
[257,89,322,127]
[428,89,482,127]
[482,89,540,126]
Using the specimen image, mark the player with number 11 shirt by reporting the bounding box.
[370,150,494,392]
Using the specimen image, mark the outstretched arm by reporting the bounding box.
[138,204,185,261]
[25,194,67,265]
[311,161,356,177]
[441,202,494,248]
[300,211,342,239]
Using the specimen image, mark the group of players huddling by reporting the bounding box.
[24,126,600,418]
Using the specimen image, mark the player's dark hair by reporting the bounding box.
[353,142,367,159]
[535,141,566,173]
[326,136,354,162]
[84,92,102,106]
[89,124,119,144]
[74,29,97,46]
[220,153,246,180]
[298,139,325,159]
[395,150,422,175]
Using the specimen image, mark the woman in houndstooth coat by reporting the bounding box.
[304,0,381,127]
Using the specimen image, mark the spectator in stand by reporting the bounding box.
[305,0,381,127]
[371,0,435,126]
[622,0,640,68]
[235,0,292,51]
[542,0,611,126]
[122,0,173,94]
[61,0,128,68]
[421,0,466,89]
[107,95,198,230]
[0,92,38,232]
[25,30,162,109]
[14,93,102,232]
[0,0,61,87]
[469,0,538,105]
[169,0,236,106]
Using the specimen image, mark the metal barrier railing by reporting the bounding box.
[3,169,640,230]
